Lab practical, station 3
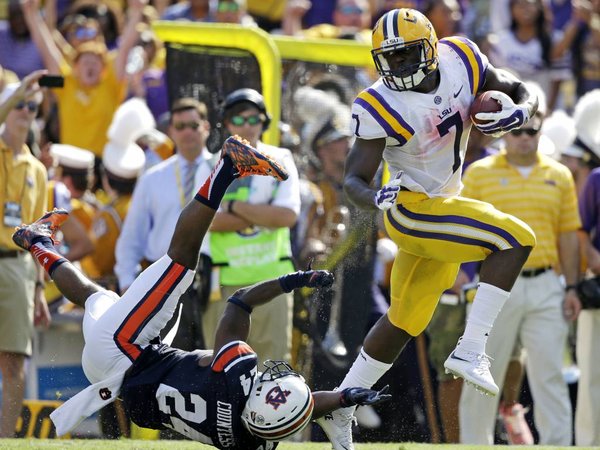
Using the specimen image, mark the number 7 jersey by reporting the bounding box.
[351,36,489,197]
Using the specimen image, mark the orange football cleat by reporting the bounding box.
[222,135,289,181]
[12,208,69,251]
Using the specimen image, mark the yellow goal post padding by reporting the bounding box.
[152,21,282,146]
[271,34,373,67]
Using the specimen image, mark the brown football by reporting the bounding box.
[470,91,502,125]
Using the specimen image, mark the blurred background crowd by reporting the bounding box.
[0,0,599,446]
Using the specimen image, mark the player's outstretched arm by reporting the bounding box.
[311,386,392,419]
[212,269,333,353]
[343,137,387,211]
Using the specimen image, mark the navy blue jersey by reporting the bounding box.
[120,340,278,450]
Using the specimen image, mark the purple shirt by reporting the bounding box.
[143,68,169,121]
[0,23,44,79]
[579,168,600,250]
[302,0,336,27]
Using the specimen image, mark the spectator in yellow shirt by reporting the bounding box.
[20,0,145,158]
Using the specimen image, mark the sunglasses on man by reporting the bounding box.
[14,101,39,113]
[230,114,263,126]
[217,1,240,13]
[337,5,365,15]
[173,121,201,131]
[69,27,98,41]
[509,128,540,137]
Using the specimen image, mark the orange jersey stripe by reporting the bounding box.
[212,342,255,372]
[115,262,187,360]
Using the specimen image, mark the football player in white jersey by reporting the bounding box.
[316,8,539,449]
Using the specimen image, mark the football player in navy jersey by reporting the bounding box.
[12,136,390,448]
[315,8,541,450]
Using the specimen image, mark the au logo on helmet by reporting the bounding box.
[265,386,291,410]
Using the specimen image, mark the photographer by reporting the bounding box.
[0,69,49,437]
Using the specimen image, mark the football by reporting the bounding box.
[470,91,503,125]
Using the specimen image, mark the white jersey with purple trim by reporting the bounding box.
[351,36,489,197]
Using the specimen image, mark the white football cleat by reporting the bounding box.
[444,349,499,396]
[316,407,356,450]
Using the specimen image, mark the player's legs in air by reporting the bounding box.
[13,136,289,383]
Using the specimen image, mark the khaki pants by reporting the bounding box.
[0,253,36,355]
[460,270,572,445]
[202,284,293,365]
[576,309,600,446]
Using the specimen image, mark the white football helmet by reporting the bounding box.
[241,360,314,441]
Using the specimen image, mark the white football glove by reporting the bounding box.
[474,91,530,137]
[374,172,403,211]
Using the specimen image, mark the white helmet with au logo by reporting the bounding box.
[241,360,314,441]
[371,8,439,91]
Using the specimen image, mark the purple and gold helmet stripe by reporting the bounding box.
[382,9,396,40]
[386,203,522,252]
[440,37,487,96]
[354,88,414,144]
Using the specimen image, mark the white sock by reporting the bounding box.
[459,282,510,353]
[339,348,393,391]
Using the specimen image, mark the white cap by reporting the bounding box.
[561,144,586,159]
[107,98,157,147]
[573,89,600,158]
[538,134,558,160]
[50,144,95,170]
[0,82,43,106]
[541,110,576,157]
[102,141,145,179]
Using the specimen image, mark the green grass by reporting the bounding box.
[0,441,590,450]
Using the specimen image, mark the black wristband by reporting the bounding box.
[339,389,351,408]
[279,272,303,293]
[227,296,252,314]
[35,280,45,290]
[228,200,236,215]
[566,284,578,292]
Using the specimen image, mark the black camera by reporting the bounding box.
[577,277,600,309]
[39,75,64,88]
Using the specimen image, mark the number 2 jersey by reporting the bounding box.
[351,36,489,197]
[120,340,277,450]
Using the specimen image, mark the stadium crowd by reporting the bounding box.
[0,0,599,447]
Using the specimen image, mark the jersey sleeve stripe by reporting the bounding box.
[113,261,188,361]
[211,342,255,372]
[356,89,414,143]
[440,38,485,96]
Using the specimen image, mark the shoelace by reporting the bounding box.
[457,351,493,376]
[473,353,493,376]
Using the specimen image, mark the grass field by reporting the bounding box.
[0,441,590,449]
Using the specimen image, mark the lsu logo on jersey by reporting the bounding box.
[265,386,291,410]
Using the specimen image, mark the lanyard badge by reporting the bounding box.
[3,201,22,227]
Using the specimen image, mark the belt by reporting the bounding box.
[0,249,24,258]
[520,266,552,278]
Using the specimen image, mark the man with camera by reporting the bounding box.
[0,69,50,437]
